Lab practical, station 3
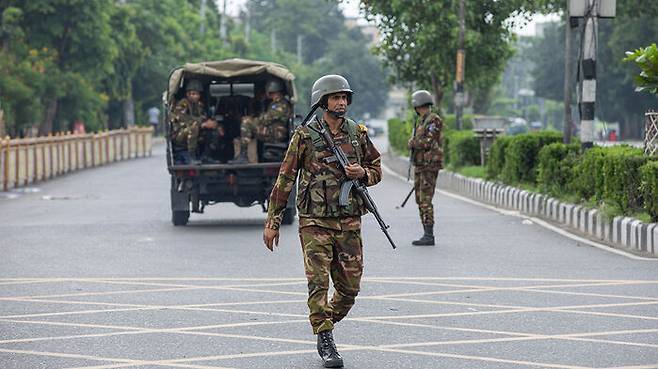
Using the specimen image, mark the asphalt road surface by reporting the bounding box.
[1,136,657,369]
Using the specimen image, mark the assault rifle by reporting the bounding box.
[398,117,418,209]
[301,105,396,249]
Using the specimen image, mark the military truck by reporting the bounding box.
[164,59,297,226]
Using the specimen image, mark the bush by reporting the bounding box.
[443,114,474,130]
[640,161,658,222]
[387,117,412,155]
[601,147,648,213]
[486,135,512,179]
[537,143,581,196]
[445,130,480,168]
[500,131,563,185]
[570,146,608,202]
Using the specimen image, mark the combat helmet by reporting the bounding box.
[311,74,353,107]
[265,79,285,93]
[411,90,434,107]
[185,79,203,92]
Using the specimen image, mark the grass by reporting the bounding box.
[455,165,486,179]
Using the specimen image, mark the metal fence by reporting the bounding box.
[646,111,658,157]
[0,127,153,191]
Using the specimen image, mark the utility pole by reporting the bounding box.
[563,13,575,144]
[580,0,597,149]
[569,0,615,149]
[244,7,251,44]
[199,0,206,36]
[271,28,277,53]
[454,0,466,130]
[219,0,228,45]
[296,35,303,64]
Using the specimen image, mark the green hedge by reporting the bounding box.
[537,143,580,196]
[445,130,480,168]
[500,131,563,184]
[601,147,648,213]
[486,136,512,179]
[387,117,412,155]
[640,161,658,222]
[570,147,607,202]
[443,114,474,130]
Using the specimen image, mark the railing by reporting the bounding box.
[0,127,153,191]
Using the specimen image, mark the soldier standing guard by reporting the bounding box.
[262,75,382,368]
[408,90,443,246]
[170,79,218,163]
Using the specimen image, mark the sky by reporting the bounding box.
[219,0,560,37]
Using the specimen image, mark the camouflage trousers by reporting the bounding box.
[172,122,200,152]
[299,225,363,334]
[240,117,286,145]
[414,168,439,225]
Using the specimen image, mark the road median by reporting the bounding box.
[384,150,658,258]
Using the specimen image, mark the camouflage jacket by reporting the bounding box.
[410,112,443,170]
[265,117,382,231]
[257,98,292,126]
[170,99,206,137]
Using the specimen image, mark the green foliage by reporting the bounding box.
[640,161,658,222]
[530,8,658,135]
[571,146,609,202]
[445,130,480,168]
[363,1,554,111]
[486,135,512,179]
[536,142,580,196]
[601,147,648,213]
[500,131,563,184]
[442,114,474,131]
[0,0,389,135]
[624,44,658,95]
[387,117,412,156]
[457,165,486,179]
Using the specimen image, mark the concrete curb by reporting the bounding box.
[387,152,658,258]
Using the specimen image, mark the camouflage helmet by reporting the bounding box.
[411,90,434,107]
[185,79,203,92]
[265,79,285,93]
[311,74,353,107]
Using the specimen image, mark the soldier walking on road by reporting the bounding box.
[263,75,382,368]
[408,90,443,246]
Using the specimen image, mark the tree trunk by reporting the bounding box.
[123,87,135,128]
[430,72,444,110]
[0,108,6,137]
[39,98,58,136]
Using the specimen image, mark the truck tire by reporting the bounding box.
[172,210,190,226]
[281,207,296,225]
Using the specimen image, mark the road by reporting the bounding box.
[1,136,657,369]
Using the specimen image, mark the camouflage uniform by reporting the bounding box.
[170,98,207,154]
[241,98,292,145]
[410,112,443,225]
[266,117,381,334]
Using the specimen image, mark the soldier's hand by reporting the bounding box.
[407,139,414,149]
[263,227,280,251]
[345,163,365,179]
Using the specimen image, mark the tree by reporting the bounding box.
[625,44,658,95]
[529,6,658,138]
[242,0,389,118]
[361,0,554,112]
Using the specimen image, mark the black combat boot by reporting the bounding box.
[412,224,435,246]
[317,330,343,368]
